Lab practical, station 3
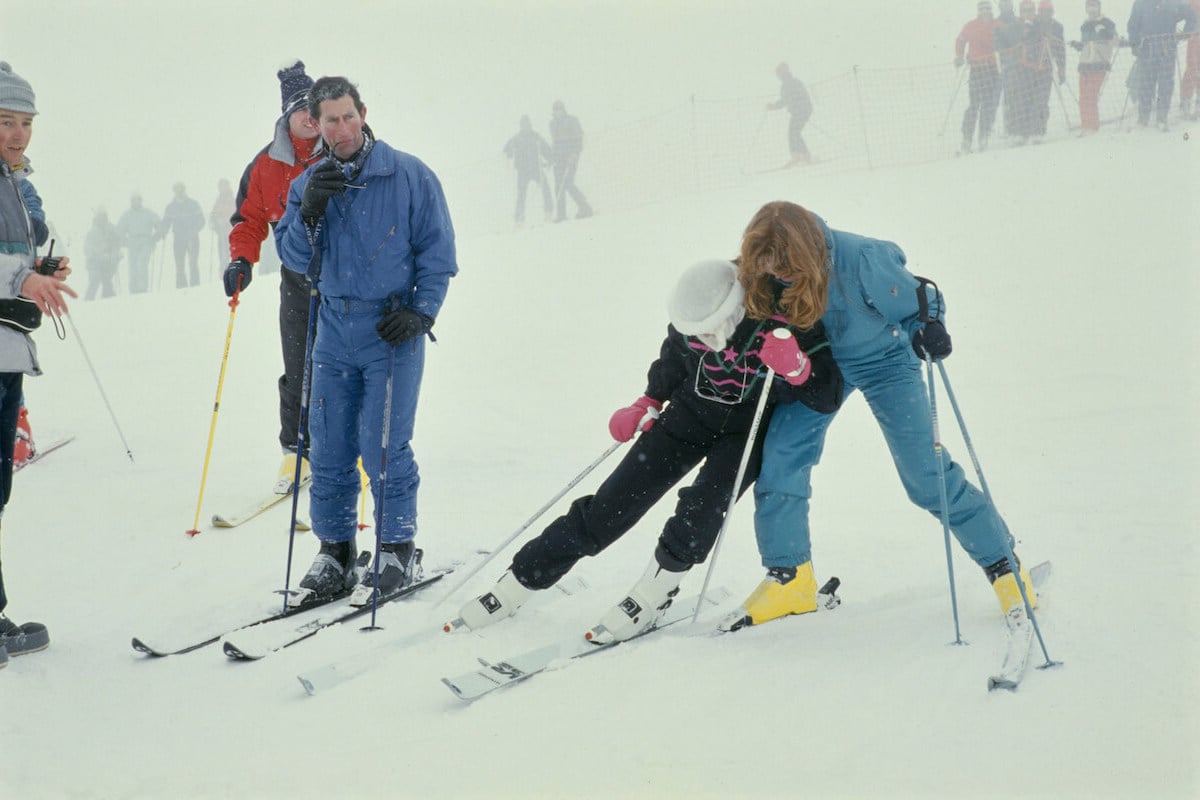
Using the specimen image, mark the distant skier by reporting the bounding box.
[765,62,813,166]
[548,100,593,222]
[1069,0,1120,134]
[955,1,1004,153]
[503,114,553,227]
[1127,0,1198,129]
[160,182,204,288]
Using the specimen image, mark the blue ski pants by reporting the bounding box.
[308,297,424,546]
[753,356,1013,570]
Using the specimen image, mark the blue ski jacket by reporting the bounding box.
[815,214,943,369]
[276,139,457,319]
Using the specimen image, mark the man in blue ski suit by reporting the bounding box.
[276,75,457,608]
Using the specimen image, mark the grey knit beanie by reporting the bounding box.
[0,62,36,115]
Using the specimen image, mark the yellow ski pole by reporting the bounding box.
[187,286,242,536]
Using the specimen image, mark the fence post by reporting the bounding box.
[853,65,874,170]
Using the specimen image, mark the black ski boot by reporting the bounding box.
[0,614,50,656]
[350,542,422,607]
[290,540,358,608]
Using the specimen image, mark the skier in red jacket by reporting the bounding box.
[222,60,322,494]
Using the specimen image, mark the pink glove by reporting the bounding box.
[608,396,663,442]
[759,328,812,386]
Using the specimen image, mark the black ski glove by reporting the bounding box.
[912,320,953,361]
[223,257,253,297]
[377,308,432,345]
[300,161,346,222]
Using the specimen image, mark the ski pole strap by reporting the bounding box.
[913,275,943,324]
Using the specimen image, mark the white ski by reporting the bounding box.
[987,560,1053,692]
[298,576,590,696]
[211,480,311,529]
[441,588,730,703]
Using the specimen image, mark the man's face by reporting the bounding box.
[0,109,33,169]
[1086,2,1100,18]
[288,107,319,140]
[317,95,366,161]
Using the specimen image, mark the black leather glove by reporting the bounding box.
[912,320,953,361]
[376,308,431,345]
[223,257,253,297]
[300,161,346,222]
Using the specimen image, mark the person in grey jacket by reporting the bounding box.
[0,62,76,663]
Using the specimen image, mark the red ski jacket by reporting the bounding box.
[956,17,1002,66]
[229,128,320,265]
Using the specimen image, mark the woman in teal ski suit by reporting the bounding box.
[725,200,1033,629]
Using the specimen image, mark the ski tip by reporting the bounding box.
[988,676,1019,692]
[441,677,468,700]
[298,676,316,696]
[131,637,163,657]
[222,639,260,661]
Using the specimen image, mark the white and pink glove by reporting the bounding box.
[608,396,663,442]
[758,328,812,386]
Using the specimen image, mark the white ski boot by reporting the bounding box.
[444,570,534,632]
[585,559,688,645]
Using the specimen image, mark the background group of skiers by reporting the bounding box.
[955,0,1198,154]
[64,179,239,301]
[502,100,593,227]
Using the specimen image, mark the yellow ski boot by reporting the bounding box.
[274,452,312,495]
[720,562,819,632]
[988,558,1038,614]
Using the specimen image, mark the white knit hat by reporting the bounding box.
[668,259,745,337]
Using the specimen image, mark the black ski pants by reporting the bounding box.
[552,155,591,220]
[510,396,770,590]
[0,371,24,614]
[279,267,315,455]
[962,63,1001,144]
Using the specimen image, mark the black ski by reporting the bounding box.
[131,552,373,657]
[222,569,452,661]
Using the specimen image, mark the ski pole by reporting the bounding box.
[432,437,627,609]
[939,65,967,138]
[187,285,240,536]
[916,278,964,645]
[58,305,134,462]
[691,346,778,626]
[935,360,1060,669]
[925,352,964,645]
[281,225,323,611]
[363,344,399,632]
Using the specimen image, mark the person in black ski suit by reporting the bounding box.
[448,259,843,643]
[548,100,592,222]
[503,114,553,227]
[766,62,814,165]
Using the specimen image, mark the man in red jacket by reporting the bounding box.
[222,60,321,493]
[955,1,1004,153]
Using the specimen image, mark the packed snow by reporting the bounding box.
[1,2,1197,799]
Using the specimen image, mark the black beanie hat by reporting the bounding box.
[278,59,314,116]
